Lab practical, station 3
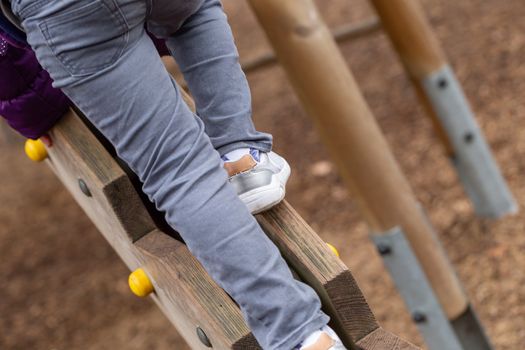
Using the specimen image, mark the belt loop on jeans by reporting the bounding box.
[145,0,153,18]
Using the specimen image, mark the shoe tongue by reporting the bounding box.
[249,148,260,162]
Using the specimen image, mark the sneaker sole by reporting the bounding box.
[240,160,291,214]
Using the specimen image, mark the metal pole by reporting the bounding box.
[370,0,516,219]
[372,227,463,350]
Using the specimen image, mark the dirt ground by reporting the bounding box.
[1,0,524,349]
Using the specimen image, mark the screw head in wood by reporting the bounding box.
[24,139,48,162]
[128,268,154,297]
[78,179,92,197]
[196,327,212,348]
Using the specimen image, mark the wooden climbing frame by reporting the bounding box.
[17,1,505,348]
[31,106,418,349]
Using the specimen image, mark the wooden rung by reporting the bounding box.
[44,109,260,348]
[257,203,420,349]
[135,230,259,349]
[46,109,155,244]
[257,202,378,345]
[356,327,419,350]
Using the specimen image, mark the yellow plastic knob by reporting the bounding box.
[25,139,48,162]
[326,243,340,257]
[128,268,154,297]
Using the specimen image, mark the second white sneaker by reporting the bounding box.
[295,326,347,350]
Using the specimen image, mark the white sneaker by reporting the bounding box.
[223,148,290,214]
[295,326,347,350]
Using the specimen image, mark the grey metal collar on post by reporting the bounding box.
[421,65,517,218]
[372,227,463,350]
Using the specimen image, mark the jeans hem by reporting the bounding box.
[217,141,272,157]
[272,312,330,350]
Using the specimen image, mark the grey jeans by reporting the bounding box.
[12,0,329,348]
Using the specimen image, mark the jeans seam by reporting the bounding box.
[36,0,130,77]
[15,0,46,19]
[145,0,153,18]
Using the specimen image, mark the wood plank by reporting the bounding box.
[257,201,378,346]
[369,0,445,79]
[46,109,155,244]
[45,106,418,349]
[44,110,260,349]
[135,230,260,350]
[356,327,419,350]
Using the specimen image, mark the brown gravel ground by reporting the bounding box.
[1,0,524,349]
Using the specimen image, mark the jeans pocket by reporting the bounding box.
[38,0,129,77]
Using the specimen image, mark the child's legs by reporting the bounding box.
[151,0,273,156]
[13,0,328,348]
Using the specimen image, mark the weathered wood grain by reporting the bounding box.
[44,109,260,349]
[135,230,260,350]
[46,109,155,244]
[356,327,419,350]
[257,201,378,346]
[44,107,419,349]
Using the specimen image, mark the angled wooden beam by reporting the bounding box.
[257,202,418,349]
[40,109,258,349]
[46,109,155,244]
[258,202,378,344]
[357,327,420,350]
[35,105,418,348]
[241,17,381,73]
[135,230,258,349]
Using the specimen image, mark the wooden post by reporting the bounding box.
[370,0,516,218]
[366,0,452,154]
[247,0,468,320]
[241,17,381,73]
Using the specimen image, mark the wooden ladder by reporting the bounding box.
[37,108,418,350]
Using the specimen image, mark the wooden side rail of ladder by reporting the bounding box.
[27,107,419,350]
